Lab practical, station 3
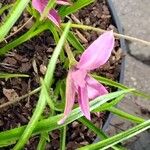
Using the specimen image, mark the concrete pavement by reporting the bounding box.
[112,0,150,63]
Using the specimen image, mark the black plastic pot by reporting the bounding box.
[94,0,127,142]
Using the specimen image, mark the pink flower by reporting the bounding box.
[32,0,70,27]
[58,31,115,124]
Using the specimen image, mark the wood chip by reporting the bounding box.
[40,64,47,75]
[32,59,38,74]
[75,30,88,43]
[3,88,19,101]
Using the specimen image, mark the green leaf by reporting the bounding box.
[79,120,150,150]
[40,78,55,111]
[59,0,94,17]
[0,22,47,55]
[60,126,67,150]
[13,83,47,150]
[0,0,30,41]
[0,89,133,147]
[13,21,71,150]
[41,78,60,112]
[37,132,49,150]
[46,21,67,63]
[94,95,144,124]
[47,21,60,43]
[107,107,145,124]
[67,31,84,52]
[79,118,124,150]
[93,95,125,112]
[92,74,150,100]
[0,73,29,78]
[0,4,13,16]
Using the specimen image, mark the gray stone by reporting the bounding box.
[111,0,150,61]
[105,52,150,149]
[123,55,150,114]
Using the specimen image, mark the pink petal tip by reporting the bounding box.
[57,116,67,125]
[77,30,115,71]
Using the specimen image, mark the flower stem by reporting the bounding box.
[64,41,78,67]
[62,23,150,47]
[0,87,41,109]
[60,126,67,150]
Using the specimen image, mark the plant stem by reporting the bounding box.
[64,41,77,66]
[60,126,67,150]
[0,87,41,109]
[37,132,49,150]
[62,23,150,47]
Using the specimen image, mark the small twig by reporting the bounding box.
[63,23,150,47]
[70,15,88,42]
[0,87,41,109]
[26,79,31,107]
[75,29,88,43]
[4,16,33,41]
[71,14,81,24]
[64,41,77,65]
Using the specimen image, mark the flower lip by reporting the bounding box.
[86,75,108,99]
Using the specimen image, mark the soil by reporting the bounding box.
[0,0,123,149]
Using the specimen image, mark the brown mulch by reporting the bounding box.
[0,0,123,149]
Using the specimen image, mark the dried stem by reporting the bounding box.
[64,41,77,66]
[0,87,40,109]
[63,23,150,46]
[4,16,33,41]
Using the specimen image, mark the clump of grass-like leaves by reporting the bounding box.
[0,1,150,150]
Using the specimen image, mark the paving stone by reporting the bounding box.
[123,55,150,114]
[105,54,150,149]
[111,0,150,62]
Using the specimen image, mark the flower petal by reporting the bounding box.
[71,69,87,88]
[58,70,76,125]
[86,75,108,99]
[32,0,47,13]
[77,31,115,71]
[48,9,60,27]
[78,86,91,120]
[32,0,60,27]
[57,0,70,5]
